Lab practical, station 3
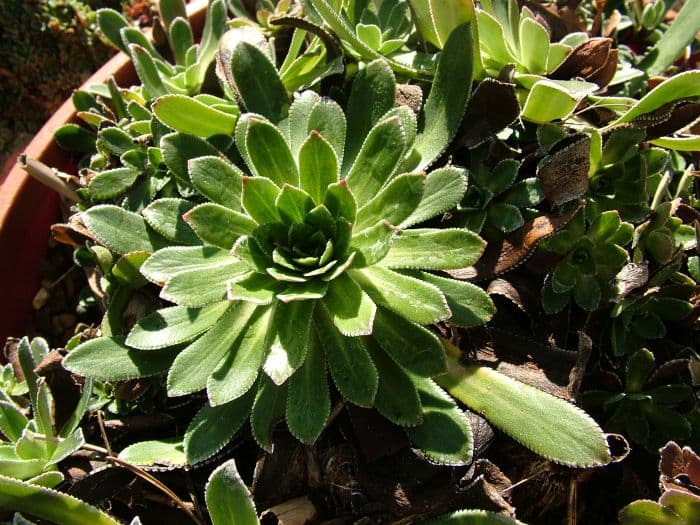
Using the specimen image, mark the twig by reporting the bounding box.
[18,155,83,204]
[82,443,205,525]
[96,410,113,457]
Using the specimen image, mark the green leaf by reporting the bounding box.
[142,198,200,245]
[82,205,169,255]
[167,302,257,396]
[414,23,473,170]
[228,273,281,305]
[343,59,396,173]
[88,167,140,201]
[129,44,167,99]
[0,474,122,525]
[406,378,473,465]
[638,0,700,77]
[520,79,598,123]
[355,173,425,231]
[366,339,423,426]
[159,0,187,29]
[120,438,185,470]
[299,131,339,203]
[519,17,549,74]
[161,132,222,181]
[241,176,281,224]
[408,0,477,50]
[205,459,260,525]
[59,379,92,439]
[161,259,248,306]
[437,341,611,467]
[262,301,314,385]
[207,305,273,406]
[244,117,299,186]
[422,509,525,525]
[54,124,96,153]
[152,95,237,137]
[349,221,395,267]
[619,500,686,525]
[307,98,346,167]
[0,401,28,443]
[111,251,150,288]
[370,308,446,377]
[251,377,287,451]
[286,329,330,444]
[127,302,230,350]
[184,393,254,465]
[418,272,495,328]
[141,246,232,285]
[323,181,357,223]
[351,266,450,324]
[609,70,700,126]
[400,166,468,228]
[97,8,130,53]
[64,336,179,381]
[380,229,485,270]
[487,203,524,233]
[229,41,290,122]
[189,156,244,211]
[47,429,84,466]
[275,185,315,224]
[184,203,256,248]
[322,274,377,336]
[315,307,378,407]
[503,178,544,207]
[345,116,407,206]
[573,275,601,311]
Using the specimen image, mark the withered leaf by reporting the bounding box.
[537,134,590,205]
[645,100,700,140]
[659,441,700,493]
[457,78,520,149]
[268,16,342,59]
[395,83,423,114]
[550,37,613,81]
[614,262,650,299]
[447,207,580,281]
[51,214,95,248]
[588,48,618,88]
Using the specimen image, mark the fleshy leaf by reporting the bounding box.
[188,156,244,211]
[400,166,468,228]
[152,95,237,137]
[245,117,299,186]
[64,336,179,381]
[118,437,186,468]
[437,341,611,467]
[406,378,473,465]
[168,302,258,396]
[88,168,140,201]
[184,391,254,465]
[251,377,287,451]
[141,246,232,285]
[422,509,525,524]
[418,272,495,328]
[263,301,314,385]
[322,274,377,336]
[355,173,425,231]
[299,131,339,203]
[184,203,256,248]
[349,221,395,268]
[82,205,169,255]
[350,266,450,324]
[241,176,281,224]
[370,308,446,377]
[205,459,259,525]
[127,302,230,350]
[142,198,200,245]
[380,229,485,270]
[286,328,330,444]
[315,306,378,407]
[161,260,248,306]
[207,305,273,406]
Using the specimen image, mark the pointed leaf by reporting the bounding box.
[275,185,314,223]
[355,173,425,231]
[63,336,179,381]
[141,246,232,285]
[380,229,485,270]
[345,117,407,206]
[366,339,423,426]
[299,131,339,203]
[370,308,446,377]
[119,437,186,468]
[184,203,256,248]
[350,266,450,324]
[184,392,254,465]
[323,181,357,223]
[207,305,273,405]
[242,176,281,224]
[161,260,248,306]
[349,221,394,268]
[88,168,140,201]
[400,166,468,228]
[406,378,473,465]
[315,307,378,407]
[230,41,290,122]
[322,274,377,336]
[414,23,473,170]
[206,459,259,525]
[142,198,200,245]
[161,132,222,181]
[82,205,169,255]
[245,118,299,186]
[251,376,287,452]
[286,329,330,443]
[263,301,314,385]
[437,341,611,467]
[127,302,230,350]
[189,156,244,211]
[418,272,495,328]
[307,98,346,167]
[167,303,258,396]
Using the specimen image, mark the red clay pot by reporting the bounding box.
[0,1,208,346]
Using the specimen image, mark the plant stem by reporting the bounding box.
[81,443,205,525]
